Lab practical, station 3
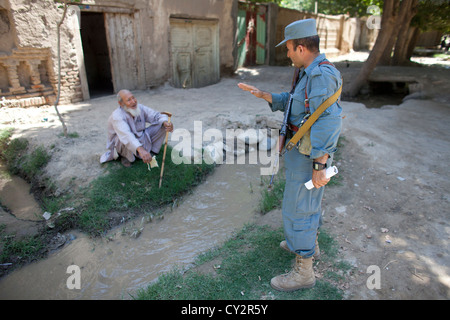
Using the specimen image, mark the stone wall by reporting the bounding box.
[1,0,85,107]
[0,47,55,106]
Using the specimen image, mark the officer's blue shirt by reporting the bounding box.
[269,53,342,160]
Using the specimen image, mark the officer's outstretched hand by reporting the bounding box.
[237,83,272,103]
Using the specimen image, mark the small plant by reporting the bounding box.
[258,177,285,214]
[0,128,51,181]
[0,225,46,267]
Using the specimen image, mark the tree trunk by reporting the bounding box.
[377,0,418,66]
[378,35,395,66]
[345,0,399,97]
[54,0,69,137]
[405,26,420,61]
[392,0,419,65]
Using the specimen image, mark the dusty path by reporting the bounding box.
[0,52,449,299]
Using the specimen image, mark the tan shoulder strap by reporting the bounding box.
[285,82,342,152]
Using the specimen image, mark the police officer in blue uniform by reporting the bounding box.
[238,19,342,291]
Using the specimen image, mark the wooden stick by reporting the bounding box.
[159,112,172,188]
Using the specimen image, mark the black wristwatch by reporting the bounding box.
[313,162,327,171]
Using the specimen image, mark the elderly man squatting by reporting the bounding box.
[100,89,173,167]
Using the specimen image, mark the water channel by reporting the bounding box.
[0,163,42,222]
[0,159,268,299]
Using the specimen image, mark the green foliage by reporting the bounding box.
[414,0,450,33]
[0,136,28,170]
[0,128,13,151]
[276,0,383,17]
[256,0,448,33]
[0,128,50,181]
[258,177,285,214]
[20,146,51,180]
[0,230,45,265]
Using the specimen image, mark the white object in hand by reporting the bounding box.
[304,166,338,190]
[147,156,159,170]
[150,156,158,168]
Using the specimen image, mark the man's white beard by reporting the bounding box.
[124,105,140,118]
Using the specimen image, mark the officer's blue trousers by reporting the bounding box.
[282,148,332,258]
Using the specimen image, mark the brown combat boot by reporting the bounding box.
[280,234,320,259]
[270,254,316,292]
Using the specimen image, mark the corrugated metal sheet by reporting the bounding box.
[237,9,247,68]
[256,13,266,65]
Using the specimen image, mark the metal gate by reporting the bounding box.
[236,5,266,67]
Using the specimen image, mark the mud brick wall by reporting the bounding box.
[57,67,84,104]
[1,0,85,107]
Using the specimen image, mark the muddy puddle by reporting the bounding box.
[0,163,42,221]
[0,158,269,299]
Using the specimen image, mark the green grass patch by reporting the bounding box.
[49,146,215,236]
[0,224,46,266]
[0,128,50,181]
[433,53,449,60]
[0,128,13,150]
[258,177,285,214]
[58,131,79,138]
[135,224,344,300]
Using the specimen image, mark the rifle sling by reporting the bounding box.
[285,82,342,152]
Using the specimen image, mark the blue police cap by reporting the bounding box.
[276,19,318,47]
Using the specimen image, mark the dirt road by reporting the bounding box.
[0,52,449,299]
